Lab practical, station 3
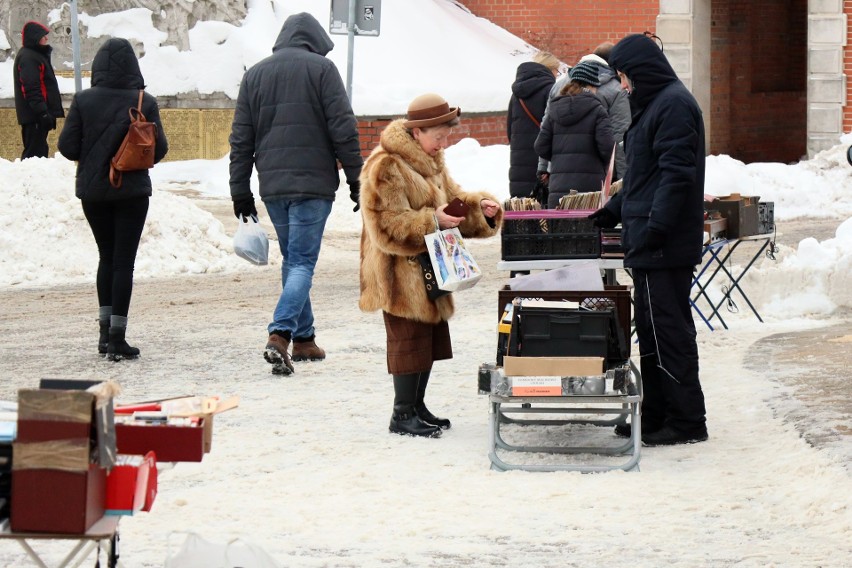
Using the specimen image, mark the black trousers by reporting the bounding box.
[632,267,707,434]
[20,123,49,159]
[82,197,149,317]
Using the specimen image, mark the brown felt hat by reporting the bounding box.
[403,93,461,128]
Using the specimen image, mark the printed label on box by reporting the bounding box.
[510,376,562,396]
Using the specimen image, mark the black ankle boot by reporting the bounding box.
[389,404,442,438]
[415,370,451,429]
[107,326,140,361]
[98,321,109,355]
[414,403,451,430]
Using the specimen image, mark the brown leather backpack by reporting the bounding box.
[109,90,158,188]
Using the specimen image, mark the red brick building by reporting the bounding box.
[362,1,848,165]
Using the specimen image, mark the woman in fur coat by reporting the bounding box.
[359,93,503,438]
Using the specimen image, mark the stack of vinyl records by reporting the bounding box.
[600,228,624,258]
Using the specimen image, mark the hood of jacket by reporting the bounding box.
[549,91,604,127]
[21,21,49,49]
[511,62,556,99]
[273,12,334,55]
[90,38,145,89]
[608,34,678,110]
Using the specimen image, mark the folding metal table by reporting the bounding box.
[690,234,776,330]
[0,516,122,568]
[488,360,642,473]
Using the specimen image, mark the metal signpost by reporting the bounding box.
[70,0,83,91]
[329,0,381,104]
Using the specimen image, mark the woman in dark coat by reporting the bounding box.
[58,38,168,361]
[534,60,614,208]
[507,52,558,198]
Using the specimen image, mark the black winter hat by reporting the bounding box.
[569,61,601,87]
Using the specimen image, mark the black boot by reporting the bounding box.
[98,306,111,355]
[389,404,442,438]
[415,370,451,430]
[107,316,140,362]
[389,373,441,438]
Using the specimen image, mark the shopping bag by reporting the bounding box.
[423,221,482,293]
[165,532,282,568]
[233,214,268,265]
[417,252,450,300]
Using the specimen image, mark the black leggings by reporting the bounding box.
[82,197,149,317]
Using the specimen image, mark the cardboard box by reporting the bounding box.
[105,452,156,516]
[115,396,239,462]
[16,389,95,444]
[116,420,205,462]
[712,194,759,238]
[503,356,604,377]
[10,463,106,534]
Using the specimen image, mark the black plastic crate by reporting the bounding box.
[501,211,600,260]
[507,305,626,362]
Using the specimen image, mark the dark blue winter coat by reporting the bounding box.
[507,62,554,197]
[534,90,614,207]
[229,12,362,204]
[58,38,168,201]
[604,34,705,269]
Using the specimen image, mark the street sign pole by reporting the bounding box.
[69,0,83,92]
[346,0,355,103]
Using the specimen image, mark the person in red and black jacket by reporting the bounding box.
[13,21,64,159]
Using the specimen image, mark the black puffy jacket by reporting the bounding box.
[604,34,705,269]
[13,22,64,125]
[58,38,168,201]
[507,62,554,198]
[229,12,362,203]
[534,91,614,206]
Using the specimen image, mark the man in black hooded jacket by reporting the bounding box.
[229,12,363,375]
[589,33,708,446]
[13,21,64,159]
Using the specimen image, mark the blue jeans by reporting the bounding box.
[264,198,333,338]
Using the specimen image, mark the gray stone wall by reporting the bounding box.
[0,0,246,68]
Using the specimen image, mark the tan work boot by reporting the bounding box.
[292,336,326,362]
[264,333,294,375]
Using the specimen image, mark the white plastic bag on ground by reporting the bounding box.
[233,214,269,265]
[165,532,282,568]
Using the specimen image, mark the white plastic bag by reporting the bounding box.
[165,532,282,568]
[233,214,269,265]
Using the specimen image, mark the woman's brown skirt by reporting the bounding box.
[383,311,453,375]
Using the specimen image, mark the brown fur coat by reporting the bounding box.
[359,119,503,324]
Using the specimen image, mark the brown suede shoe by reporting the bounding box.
[264,334,294,375]
[292,337,326,362]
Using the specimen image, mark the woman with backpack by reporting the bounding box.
[59,38,168,361]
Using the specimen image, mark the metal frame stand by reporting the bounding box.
[0,517,122,568]
[487,361,642,473]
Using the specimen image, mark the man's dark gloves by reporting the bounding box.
[38,113,56,131]
[536,170,549,185]
[588,207,618,229]
[643,228,666,252]
[233,197,257,219]
[348,179,361,212]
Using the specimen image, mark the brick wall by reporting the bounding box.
[460,0,658,63]
[846,1,852,134]
[356,114,507,157]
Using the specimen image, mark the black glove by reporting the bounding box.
[38,113,56,131]
[588,207,618,229]
[536,170,549,186]
[643,228,666,252]
[348,179,361,212]
[233,197,257,219]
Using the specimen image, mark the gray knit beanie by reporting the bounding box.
[568,61,601,87]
